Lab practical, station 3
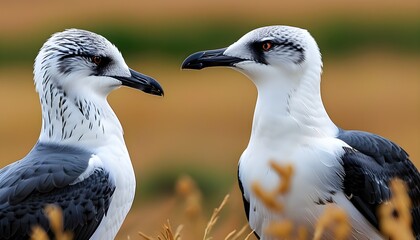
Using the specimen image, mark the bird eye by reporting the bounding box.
[262,41,273,51]
[91,56,102,65]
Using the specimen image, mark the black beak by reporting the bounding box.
[181,48,244,70]
[113,68,164,96]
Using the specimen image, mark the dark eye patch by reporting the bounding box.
[91,56,112,75]
[249,39,305,65]
[89,56,111,69]
[57,54,112,76]
[249,41,271,64]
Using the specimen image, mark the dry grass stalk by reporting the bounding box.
[296,226,308,240]
[139,193,253,240]
[244,230,256,240]
[251,161,294,213]
[30,204,73,240]
[203,194,230,240]
[270,161,294,194]
[224,224,250,240]
[253,161,349,240]
[378,178,414,240]
[264,221,309,240]
[176,175,203,220]
[175,174,205,238]
[139,220,183,240]
[138,232,153,240]
[313,205,350,240]
[253,161,312,239]
[251,182,284,212]
[223,230,236,240]
[30,226,49,240]
[264,220,294,238]
[140,175,252,240]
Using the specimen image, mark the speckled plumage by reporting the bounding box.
[0,29,163,240]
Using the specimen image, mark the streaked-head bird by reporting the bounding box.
[182,25,419,239]
[0,29,163,240]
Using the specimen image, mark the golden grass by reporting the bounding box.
[313,205,351,240]
[30,205,73,240]
[251,162,312,239]
[251,161,415,240]
[175,175,203,221]
[224,225,254,240]
[30,171,415,240]
[138,220,183,240]
[379,179,415,240]
[139,176,253,240]
[138,194,254,240]
[203,195,230,240]
[264,221,309,240]
[251,162,294,213]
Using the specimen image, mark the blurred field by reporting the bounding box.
[0,0,419,239]
[1,0,419,33]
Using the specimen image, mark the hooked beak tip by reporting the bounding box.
[181,52,206,70]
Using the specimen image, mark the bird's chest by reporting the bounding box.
[238,137,345,235]
[91,143,136,240]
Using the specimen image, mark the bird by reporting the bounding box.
[0,29,164,240]
[182,25,419,239]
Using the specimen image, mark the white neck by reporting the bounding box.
[37,79,124,149]
[248,64,337,145]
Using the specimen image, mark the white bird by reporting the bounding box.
[0,29,163,240]
[182,25,419,239]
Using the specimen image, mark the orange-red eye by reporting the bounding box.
[92,56,102,65]
[262,42,272,51]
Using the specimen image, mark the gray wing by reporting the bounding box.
[337,129,420,237]
[0,142,116,240]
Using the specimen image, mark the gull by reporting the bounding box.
[0,29,163,240]
[182,25,419,239]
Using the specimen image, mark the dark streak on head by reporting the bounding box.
[249,41,269,65]
[40,29,114,77]
[249,39,306,65]
[57,54,113,76]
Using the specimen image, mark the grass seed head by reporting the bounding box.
[313,205,351,240]
[379,178,414,240]
[31,204,73,240]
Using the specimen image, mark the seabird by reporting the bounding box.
[182,25,419,239]
[0,29,163,240]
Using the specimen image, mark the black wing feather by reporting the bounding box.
[237,167,250,222]
[0,142,116,240]
[337,129,420,237]
[237,165,261,239]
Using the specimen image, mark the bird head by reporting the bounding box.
[34,29,164,98]
[182,26,322,86]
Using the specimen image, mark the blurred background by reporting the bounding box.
[0,0,419,239]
